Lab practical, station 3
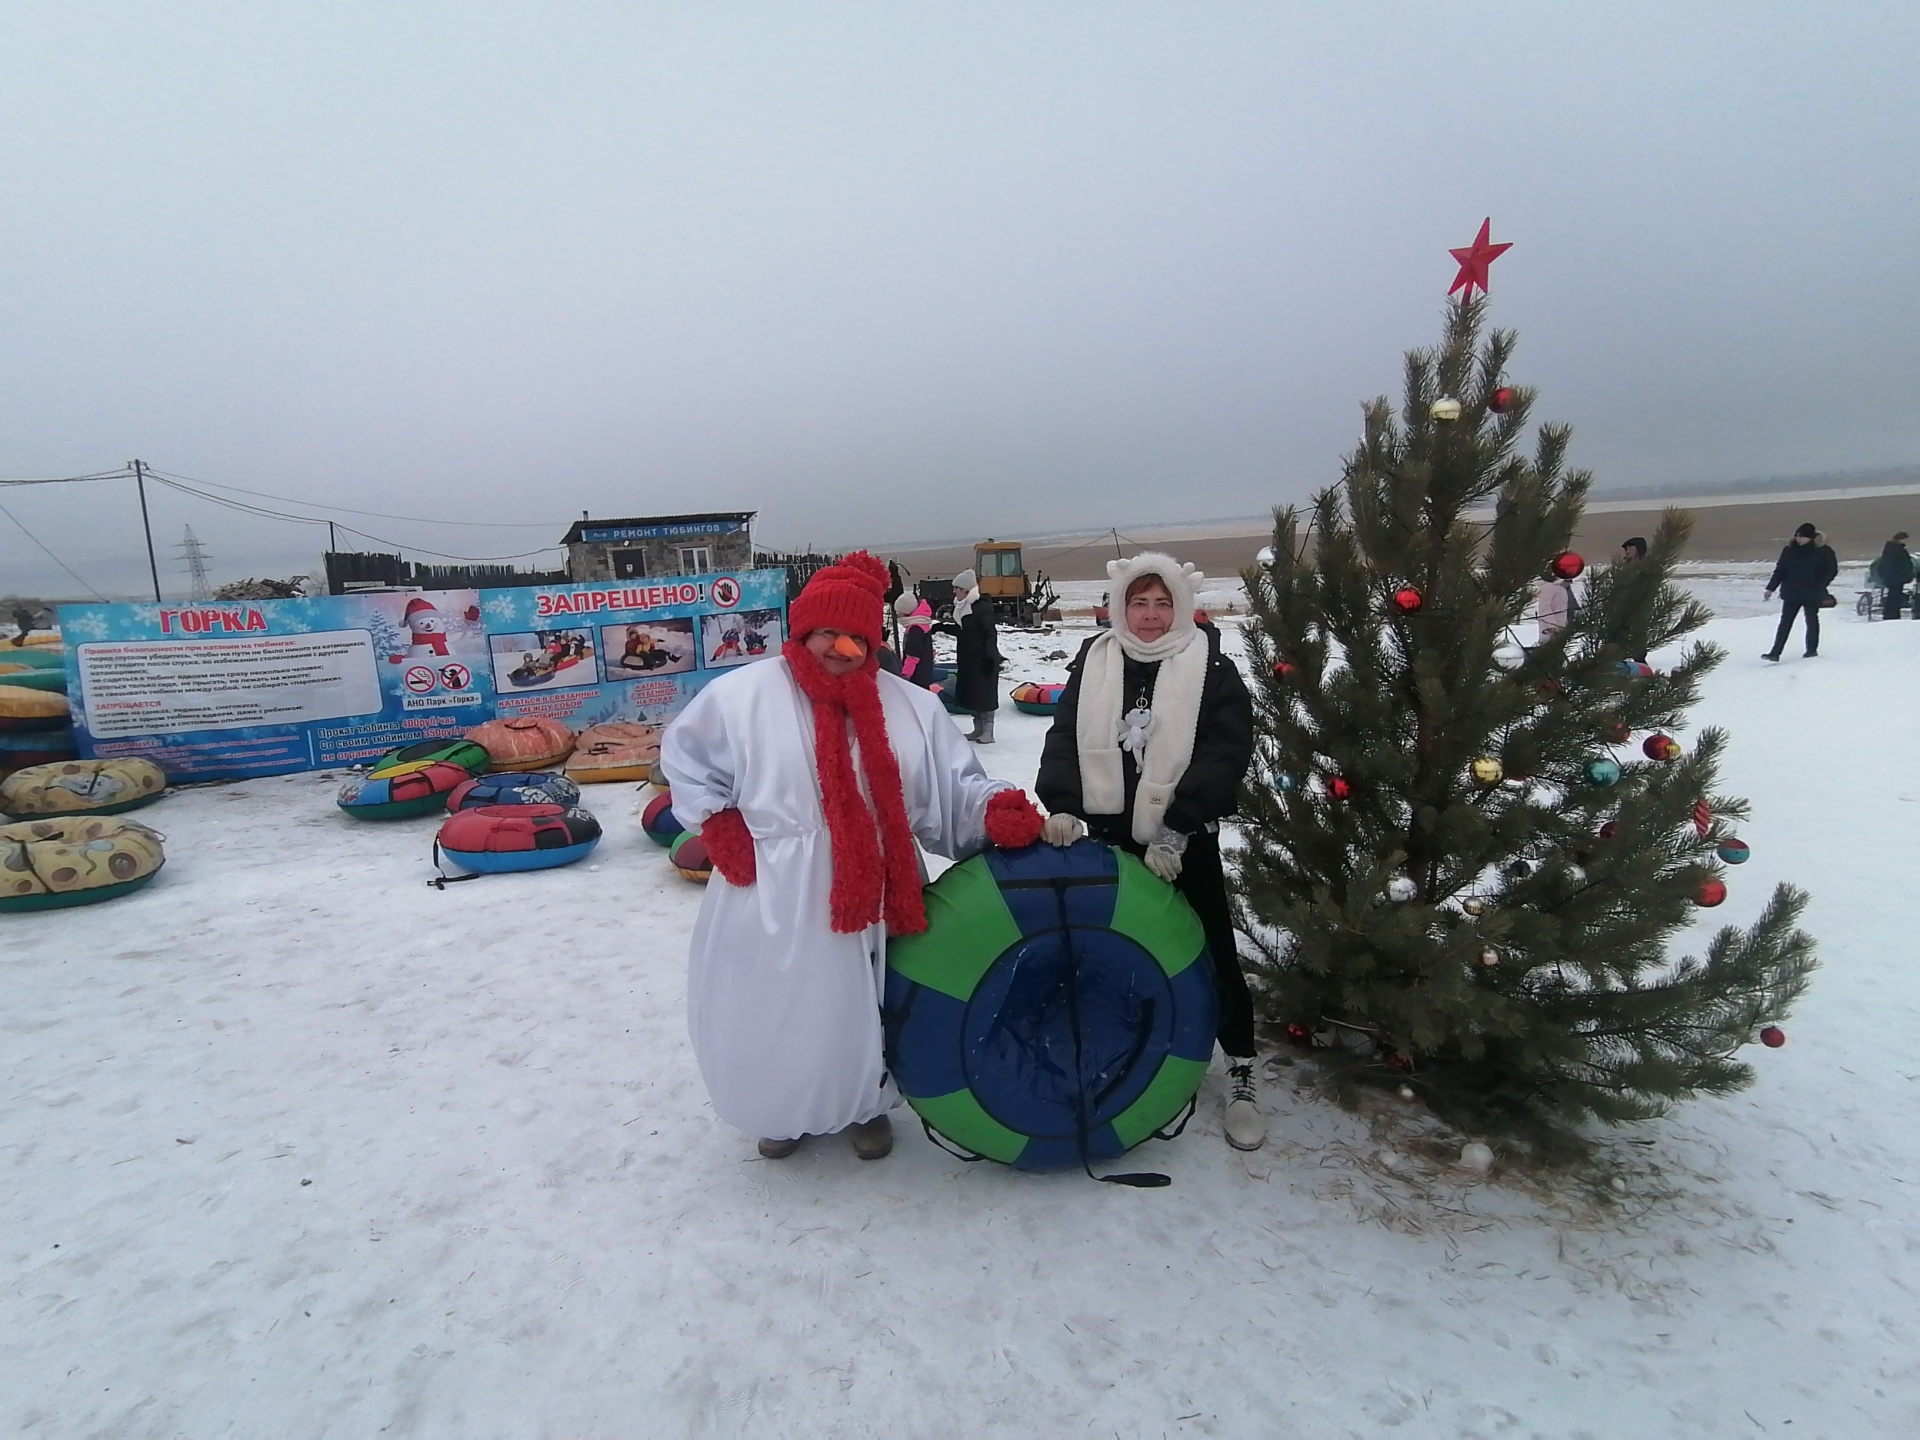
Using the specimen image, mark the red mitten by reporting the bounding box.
[984,788,1045,849]
[699,807,757,886]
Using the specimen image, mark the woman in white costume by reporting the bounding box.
[661,552,1042,1161]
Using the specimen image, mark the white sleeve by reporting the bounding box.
[906,688,1013,861]
[657,681,737,831]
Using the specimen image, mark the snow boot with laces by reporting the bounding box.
[1223,1059,1266,1151]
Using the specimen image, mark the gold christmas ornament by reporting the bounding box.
[1469,756,1504,786]
[1462,897,1487,916]
[1429,396,1462,423]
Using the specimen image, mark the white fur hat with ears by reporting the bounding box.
[1106,551,1205,629]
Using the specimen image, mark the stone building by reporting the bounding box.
[560,512,756,583]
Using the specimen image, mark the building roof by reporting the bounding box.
[560,511,757,546]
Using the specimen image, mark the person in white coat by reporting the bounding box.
[660,551,1039,1161]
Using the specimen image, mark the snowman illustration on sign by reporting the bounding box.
[388,596,452,663]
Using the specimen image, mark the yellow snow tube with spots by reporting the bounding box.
[0,815,166,912]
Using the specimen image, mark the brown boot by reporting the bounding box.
[757,1136,803,1159]
[846,1114,893,1160]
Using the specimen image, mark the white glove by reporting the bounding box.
[1144,826,1188,882]
[1042,813,1087,847]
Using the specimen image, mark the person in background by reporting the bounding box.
[660,551,1039,1163]
[1534,571,1574,639]
[1034,552,1262,1151]
[935,568,1003,744]
[1763,522,1837,661]
[1876,531,1914,620]
[1613,536,1652,663]
[893,595,940,688]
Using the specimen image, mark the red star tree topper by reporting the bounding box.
[1448,217,1512,302]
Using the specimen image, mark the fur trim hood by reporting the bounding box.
[1105,551,1205,662]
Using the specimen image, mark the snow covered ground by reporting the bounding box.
[6,602,1919,1437]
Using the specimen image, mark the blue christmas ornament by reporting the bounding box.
[1271,771,1300,793]
[1717,837,1751,865]
[1583,757,1622,786]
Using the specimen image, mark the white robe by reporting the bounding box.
[660,658,1010,1141]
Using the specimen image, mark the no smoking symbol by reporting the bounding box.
[403,665,437,694]
[438,663,471,691]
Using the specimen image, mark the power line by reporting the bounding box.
[147,467,562,528]
[0,467,136,487]
[149,475,565,563]
[0,498,109,600]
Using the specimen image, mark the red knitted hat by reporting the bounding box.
[789,551,889,648]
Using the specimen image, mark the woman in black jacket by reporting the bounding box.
[934,568,1003,743]
[1033,552,1261,1150]
[1764,522,1839,660]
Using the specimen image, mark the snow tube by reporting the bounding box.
[435,803,601,875]
[337,738,490,821]
[1,758,167,819]
[883,840,1218,1172]
[936,686,969,715]
[466,716,575,772]
[565,722,661,785]
[0,727,78,776]
[1010,682,1066,717]
[447,770,581,813]
[0,660,66,693]
[0,685,69,732]
[641,791,685,847]
[667,830,711,882]
[0,647,63,669]
[0,814,166,912]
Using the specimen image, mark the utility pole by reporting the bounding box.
[130,458,161,602]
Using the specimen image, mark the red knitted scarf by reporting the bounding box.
[782,640,928,936]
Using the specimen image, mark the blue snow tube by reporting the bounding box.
[445,770,582,813]
[883,840,1217,1175]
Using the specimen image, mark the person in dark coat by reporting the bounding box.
[934,568,1003,743]
[892,594,941,687]
[1764,522,1839,661]
[1876,532,1915,620]
[1033,552,1262,1151]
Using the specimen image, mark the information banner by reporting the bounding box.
[58,569,788,780]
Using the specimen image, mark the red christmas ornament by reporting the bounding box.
[1695,879,1728,908]
[1759,1025,1786,1048]
[1598,821,1619,841]
[1326,776,1353,801]
[1448,217,1513,301]
[1551,551,1585,580]
[1488,385,1518,413]
[1693,798,1712,837]
[1284,1022,1314,1046]
[1606,721,1632,744]
[1392,586,1424,615]
[1385,1051,1414,1072]
[1272,659,1297,679]
[1643,733,1682,762]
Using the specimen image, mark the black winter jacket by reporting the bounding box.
[935,603,1003,712]
[1766,541,1837,606]
[1036,625,1254,843]
[1877,540,1916,589]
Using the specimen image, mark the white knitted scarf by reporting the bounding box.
[1075,552,1210,844]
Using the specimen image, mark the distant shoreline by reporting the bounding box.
[882,486,1920,580]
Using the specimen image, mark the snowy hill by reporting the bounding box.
[4,608,1917,1436]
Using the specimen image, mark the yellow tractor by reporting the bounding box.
[966,540,1058,627]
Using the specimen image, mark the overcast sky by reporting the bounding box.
[3,2,1916,596]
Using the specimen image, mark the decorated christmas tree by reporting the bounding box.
[1233,226,1816,1143]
